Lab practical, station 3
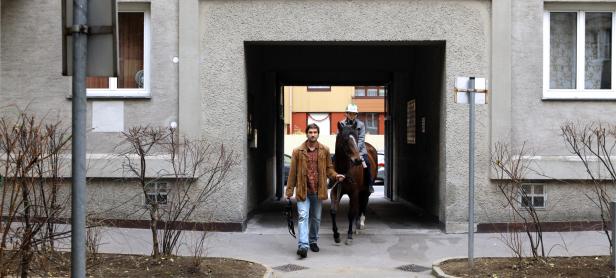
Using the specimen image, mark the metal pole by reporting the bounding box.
[468,77,476,268]
[71,0,88,277]
[611,201,616,269]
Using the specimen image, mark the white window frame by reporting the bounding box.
[543,10,616,100]
[87,3,151,98]
[519,183,547,209]
[144,181,168,206]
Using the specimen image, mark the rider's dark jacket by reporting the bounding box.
[285,141,338,201]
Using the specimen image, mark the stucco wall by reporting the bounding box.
[1,0,72,118]
[199,0,492,231]
[10,0,597,231]
[481,0,616,224]
[511,0,616,156]
[0,0,178,156]
[0,0,184,218]
[477,182,616,224]
[15,180,218,223]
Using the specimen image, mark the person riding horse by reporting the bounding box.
[338,104,374,193]
[330,120,377,244]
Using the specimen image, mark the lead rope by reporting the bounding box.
[284,199,296,238]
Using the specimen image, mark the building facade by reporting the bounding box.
[284,86,385,135]
[2,0,615,232]
[283,85,386,155]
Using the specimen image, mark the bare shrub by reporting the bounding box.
[86,218,105,263]
[561,122,616,252]
[117,126,238,258]
[0,111,70,277]
[498,224,524,259]
[187,227,208,274]
[491,142,546,259]
[116,126,168,258]
[159,127,237,256]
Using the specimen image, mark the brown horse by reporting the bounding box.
[330,123,377,245]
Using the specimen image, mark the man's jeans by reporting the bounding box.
[297,193,321,249]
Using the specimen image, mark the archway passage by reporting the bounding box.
[245,42,445,225]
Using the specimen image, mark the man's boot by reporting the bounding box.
[310,243,320,252]
[297,247,307,258]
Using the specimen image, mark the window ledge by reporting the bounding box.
[352,96,385,99]
[520,206,547,211]
[543,90,616,101]
[66,89,151,100]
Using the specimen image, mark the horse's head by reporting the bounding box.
[336,122,363,166]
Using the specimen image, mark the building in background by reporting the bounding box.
[284,86,385,135]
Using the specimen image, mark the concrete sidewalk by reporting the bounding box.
[69,189,611,277]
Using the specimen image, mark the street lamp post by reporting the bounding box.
[468,77,476,268]
[63,1,117,276]
[71,0,88,276]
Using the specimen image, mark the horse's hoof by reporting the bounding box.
[345,238,353,245]
[334,237,341,244]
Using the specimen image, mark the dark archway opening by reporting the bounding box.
[245,42,445,225]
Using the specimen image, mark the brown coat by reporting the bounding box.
[285,141,338,201]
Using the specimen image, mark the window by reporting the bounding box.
[144,181,168,205]
[86,3,150,98]
[358,112,379,135]
[307,113,330,135]
[354,86,386,97]
[544,10,616,99]
[307,86,331,92]
[519,184,546,209]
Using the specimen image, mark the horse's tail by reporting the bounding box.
[365,142,378,182]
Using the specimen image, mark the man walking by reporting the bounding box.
[286,123,344,258]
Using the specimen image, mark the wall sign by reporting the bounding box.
[92,101,124,132]
[407,100,416,144]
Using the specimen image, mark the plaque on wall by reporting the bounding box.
[407,100,416,144]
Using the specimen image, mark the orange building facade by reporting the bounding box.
[284,86,386,135]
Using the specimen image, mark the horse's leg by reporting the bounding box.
[330,188,341,244]
[353,192,365,231]
[355,168,370,230]
[357,190,369,230]
[345,192,359,245]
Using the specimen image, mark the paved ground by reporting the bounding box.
[63,187,611,277]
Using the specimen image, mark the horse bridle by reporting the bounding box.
[334,133,360,189]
